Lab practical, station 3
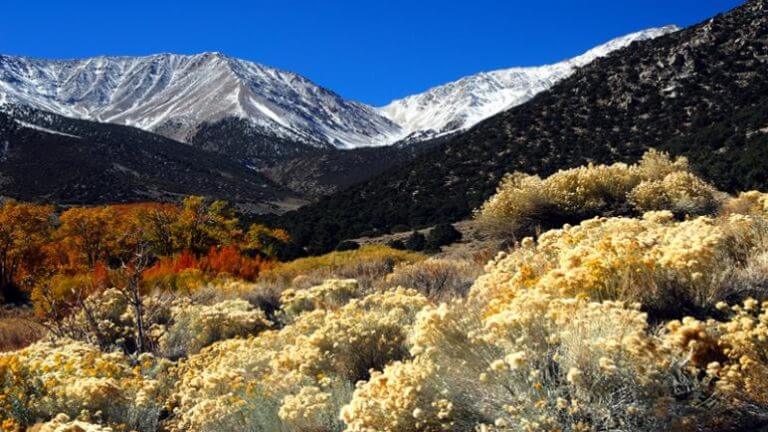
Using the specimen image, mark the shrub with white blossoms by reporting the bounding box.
[279,279,361,321]
[157,298,271,359]
[31,413,114,432]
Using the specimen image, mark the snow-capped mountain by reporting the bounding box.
[0,26,677,152]
[0,52,401,149]
[379,25,679,141]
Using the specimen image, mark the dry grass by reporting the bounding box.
[0,307,45,352]
[260,245,425,292]
[379,259,483,301]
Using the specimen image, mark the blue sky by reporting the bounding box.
[1,0,743,105]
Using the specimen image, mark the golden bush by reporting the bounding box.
[476,150,715,236]
[343,287,709,432]
[665,298,768,407]
[30,413,113,432]
[629,171,720,214]
[381,259,482,300]
[157,299,271,358]
[279,279,361,321]
[471,212,768,315]
[721,190,768,216]
[0,339,170,431]
[166,287,428,432]
[256,245,425,296]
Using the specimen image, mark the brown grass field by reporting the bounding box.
[0,307,45,352]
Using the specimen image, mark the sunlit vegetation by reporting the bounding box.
[476,150,723,237]
[260,245,426,291]
[6,158,768,430]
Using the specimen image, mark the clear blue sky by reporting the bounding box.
[1,0,743,106]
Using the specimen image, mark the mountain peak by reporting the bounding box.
[0,52,402,149]
[378,26,678,141]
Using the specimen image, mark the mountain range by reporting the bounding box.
[0,52,399,149]
[0,25,673,165]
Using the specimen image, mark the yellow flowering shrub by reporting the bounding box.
[665,298,768,408]
[471,212,768,315]
[343,287,710,432]
[721,190,768,216]
[341,358,458,432]
[166,287,428,432]
[381,259,482,301]
[279,279,361,321]
[477,150,717,235]
[278,384,348,432]
[31,413,113,432]
[0,339,170,431]
[157,299,271,359]
[629,171,720,214]
[261,245,425,287]
[59,288,171,354]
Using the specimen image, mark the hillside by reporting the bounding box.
[378,26,677,141]
[0,104,300,211]
[0,27,681,204]
[279,0,768,253]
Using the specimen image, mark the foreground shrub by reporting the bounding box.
[167,288,429,432]
[343,288,714,432]
[157,299,271,359]
[471,212,768,318]
[30,414,113,432]
[664,298,768,410]
[477,150,718,236]
[0,339,169,431]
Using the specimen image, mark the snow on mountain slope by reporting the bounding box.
[0,27,677,151]
[0,52,402,149]
[379,26,679,141]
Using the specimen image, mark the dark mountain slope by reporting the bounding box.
[187,116,445,198]
[260,136,450,198]
[0,105,299,212]
[188,117,332,167]
[279,0,768,253]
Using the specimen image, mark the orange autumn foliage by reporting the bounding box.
[201,246,276,281]
[144,247,276,286]
[0,197,293,307]
[0,201,55,302]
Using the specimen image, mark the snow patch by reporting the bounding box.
[14,120,81,139]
